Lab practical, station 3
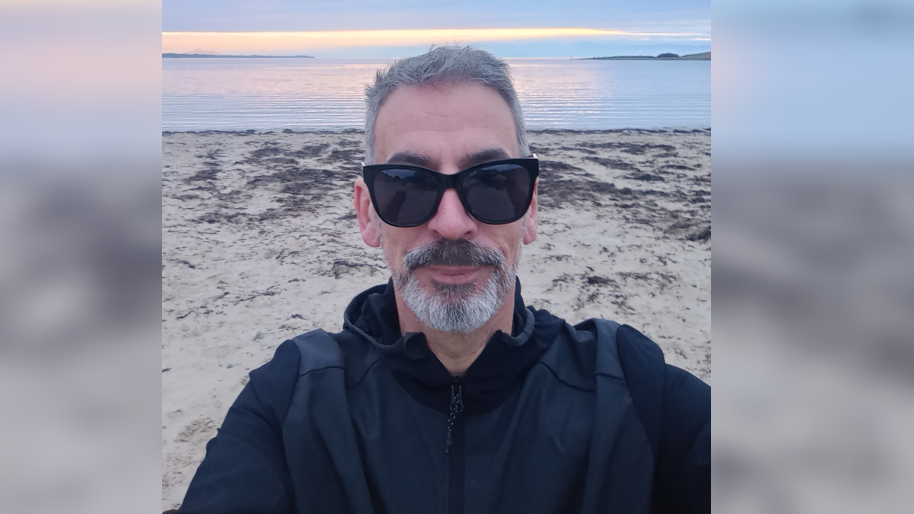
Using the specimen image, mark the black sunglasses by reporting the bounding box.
[362,156,539,228]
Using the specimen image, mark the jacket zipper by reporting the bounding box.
[445,380,464,454]
[446,378,465,514]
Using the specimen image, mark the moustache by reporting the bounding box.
[402,238,504,273]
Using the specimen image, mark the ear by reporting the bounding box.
[523,179,538,245]
[354,178,381,248]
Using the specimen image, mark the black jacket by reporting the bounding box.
[176,280,710,514]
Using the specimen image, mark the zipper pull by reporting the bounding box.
[445,380,464,454]
[452,382,464,413]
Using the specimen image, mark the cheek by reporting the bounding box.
[376,227,420,266]
[378,239,403,273]
[484,226,525,259]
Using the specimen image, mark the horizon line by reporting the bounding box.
[162,28,707,39]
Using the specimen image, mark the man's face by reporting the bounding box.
[354,82,537,332]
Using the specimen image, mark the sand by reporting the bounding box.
[161,129,711,509]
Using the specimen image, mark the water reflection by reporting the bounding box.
[162,57,710,131]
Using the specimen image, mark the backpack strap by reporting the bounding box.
[595,321,666,463]
[291,329,345,376]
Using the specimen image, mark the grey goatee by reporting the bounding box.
[392,238,517,334]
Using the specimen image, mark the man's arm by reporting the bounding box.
[175,340,301,514]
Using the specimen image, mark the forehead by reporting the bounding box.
[373,82,519,166]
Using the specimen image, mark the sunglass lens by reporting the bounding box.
[462,164,533,223]
[372,168,440,226]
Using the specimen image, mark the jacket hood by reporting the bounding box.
[339,278,566,414]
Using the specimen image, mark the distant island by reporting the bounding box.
[586,51,710,61]
[162,53,315,59]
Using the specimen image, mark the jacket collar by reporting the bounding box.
[342,278,565,414]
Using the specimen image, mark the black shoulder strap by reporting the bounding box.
[614,324,666,462]
[291,329,345,376]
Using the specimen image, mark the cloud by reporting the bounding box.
[162,27,709,55]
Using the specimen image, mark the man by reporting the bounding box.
[174,45,710,514]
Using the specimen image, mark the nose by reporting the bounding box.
[427,188,477,240]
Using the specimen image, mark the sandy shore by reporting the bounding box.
[161,129,711,509]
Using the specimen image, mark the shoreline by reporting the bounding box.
[161,127,712,136]
[161,129,711,509]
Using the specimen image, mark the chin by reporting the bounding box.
[428,279,480,300]
[397,265,514,334]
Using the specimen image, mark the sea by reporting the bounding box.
[162,58,710,132]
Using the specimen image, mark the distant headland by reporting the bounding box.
[586,51,710,61]
[162,53,315,59]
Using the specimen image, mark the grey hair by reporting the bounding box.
[364,45,529,164]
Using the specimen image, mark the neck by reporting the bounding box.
[395,285,516,376]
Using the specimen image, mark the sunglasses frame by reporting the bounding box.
[361,156,539,228]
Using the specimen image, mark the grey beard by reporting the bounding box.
[392,239,518,334]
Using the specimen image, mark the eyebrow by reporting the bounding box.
[386,152,433,167]
[458,148,512,169]
[385,148,513,171]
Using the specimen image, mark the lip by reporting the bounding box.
[424,265,484,285]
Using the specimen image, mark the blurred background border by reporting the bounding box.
[1,0,912,512]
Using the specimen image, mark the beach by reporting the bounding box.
[161,129,711,509]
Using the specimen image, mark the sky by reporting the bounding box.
[162,0,711,58]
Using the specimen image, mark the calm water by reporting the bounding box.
[162,58,710,131]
